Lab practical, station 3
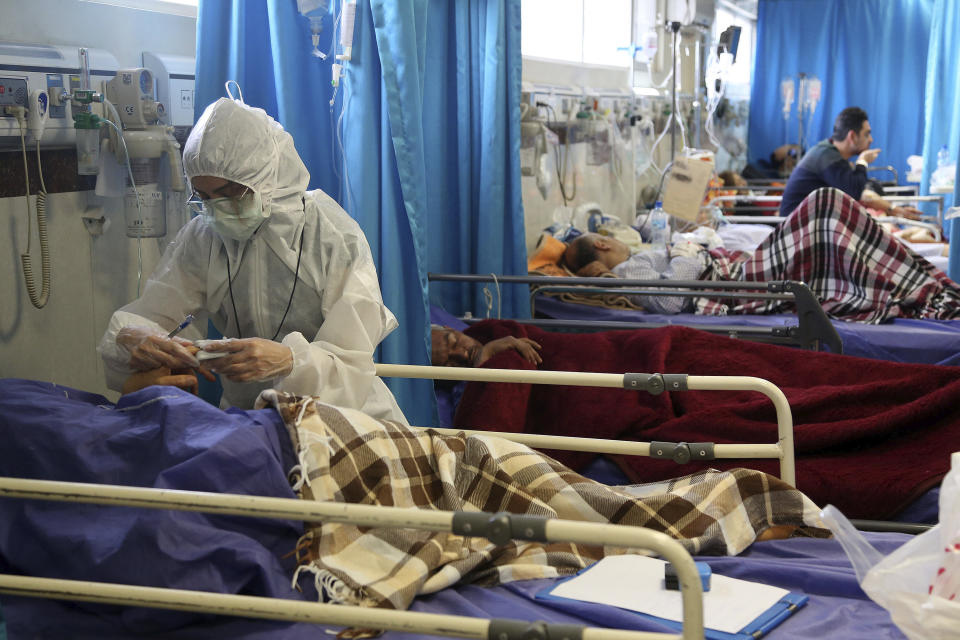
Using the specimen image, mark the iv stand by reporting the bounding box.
[796,72,807,153]
[669,20,681,162]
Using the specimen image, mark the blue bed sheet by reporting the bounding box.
[378,532,910,640]
[534,296,960,365]
[0,379,914,639]
[0,379,318,638]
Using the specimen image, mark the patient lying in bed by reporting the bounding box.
[451,320,960,521]
[0,378,822,632]
[555,188,960,323]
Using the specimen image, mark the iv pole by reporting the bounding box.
[796,72,807,153]
[669,20,681,162]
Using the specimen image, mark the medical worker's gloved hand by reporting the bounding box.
[117,326,201,371]
[202,337,294,383]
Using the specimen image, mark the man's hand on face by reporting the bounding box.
[856,148,881,165]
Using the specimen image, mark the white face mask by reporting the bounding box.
[202,190,267,242]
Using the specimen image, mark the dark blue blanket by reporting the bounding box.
[0,379,321,638]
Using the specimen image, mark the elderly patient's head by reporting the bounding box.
[431,325,482,367]
[562,233,631,274]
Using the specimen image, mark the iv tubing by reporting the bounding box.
[100,115,145,298]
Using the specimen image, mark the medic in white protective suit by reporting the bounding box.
[98,98,406,423]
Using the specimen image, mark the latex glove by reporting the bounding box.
[117,325,200,371]
[479,336,543,366]
[856,148,881,165]
[201,337,294,383]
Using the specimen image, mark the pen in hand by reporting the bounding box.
[167,314,195,339]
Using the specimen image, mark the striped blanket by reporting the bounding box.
[697,187,960,322]
[259,390,825,611]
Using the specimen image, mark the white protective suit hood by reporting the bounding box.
[98,99,405,423]
[183,98,308,218]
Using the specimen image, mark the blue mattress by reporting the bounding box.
[534,296,960,365]
[0,379,923,639]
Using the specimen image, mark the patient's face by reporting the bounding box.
[431,327,482,367]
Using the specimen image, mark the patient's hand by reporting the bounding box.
[576,260,613,278]
[122,367,200,395]
[121,345,215,395]
[891,205,924,221]
[479,336,543,366]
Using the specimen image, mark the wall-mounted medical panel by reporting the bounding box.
[0,42,118,148]
[141,52,195,131]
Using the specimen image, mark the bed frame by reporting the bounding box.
[707,193,947,227]
[0,476,706,640]
[0,366,810,639]
[378,364,797,486]
[429,273,843,354]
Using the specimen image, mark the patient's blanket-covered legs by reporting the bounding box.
[699,187,960,321]
[259,390,825,611]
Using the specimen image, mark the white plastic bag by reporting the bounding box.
[821,451,960,639]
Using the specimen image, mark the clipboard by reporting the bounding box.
[535,555,807,639]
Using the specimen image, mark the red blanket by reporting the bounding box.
[454,320,960,519]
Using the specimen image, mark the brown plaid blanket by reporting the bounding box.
[259,390,825,611]
[697,187,960,322]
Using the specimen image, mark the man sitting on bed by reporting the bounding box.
[779,106,921,218]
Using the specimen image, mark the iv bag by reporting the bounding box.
[298,0,331,58]
[297,0,330,18]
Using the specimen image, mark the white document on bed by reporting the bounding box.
[547,555,789,634]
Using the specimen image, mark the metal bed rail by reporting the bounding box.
[428,273,843,355]
[0,477,706,640]
[866,165,899,185]
[377,364,797,486]
[707,193,946,225]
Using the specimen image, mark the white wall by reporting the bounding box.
[0,0,196,68]
[0,0,196,399]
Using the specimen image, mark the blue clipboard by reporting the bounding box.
[536,572,808,640]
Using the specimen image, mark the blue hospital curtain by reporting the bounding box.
[749,0,933,181]
[194,1,525,425]
[920,0,960,278]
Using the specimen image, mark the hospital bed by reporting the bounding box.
[430,273,844,354]
[438,189,959,365]
[0,371,931,640]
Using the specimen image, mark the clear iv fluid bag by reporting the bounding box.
[297,0,331,58]
[297,0,330,19]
